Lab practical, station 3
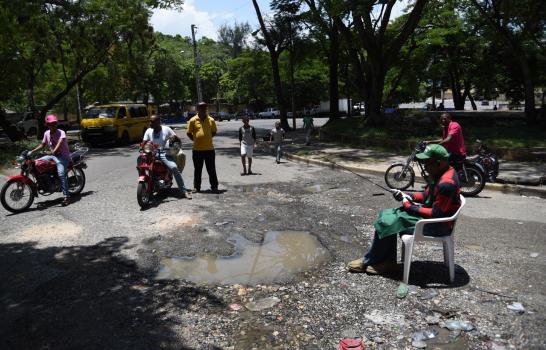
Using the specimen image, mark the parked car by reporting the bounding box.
[235,111,256,120]
[81,103,150,145]
[217,111,232,121]
[258,108,280,119]
[16,112,70,136]
[302,106,320,116]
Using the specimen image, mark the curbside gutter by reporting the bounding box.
[285,152,546,199]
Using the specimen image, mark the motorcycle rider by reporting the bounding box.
[142,115,192,199]
[426,113,466,164]
[28,114,72,206]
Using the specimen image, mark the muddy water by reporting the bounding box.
[156,231,330,285]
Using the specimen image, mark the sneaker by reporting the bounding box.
[247,170,253,175]
[365,261,400,275]
[276,160,280,164]
[192,188,201,193]
[61,197,72,206]
[184,191,192,200]
[347,258,366,273]
[241,171,247,176]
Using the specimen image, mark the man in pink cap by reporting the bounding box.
[29,114,72,205]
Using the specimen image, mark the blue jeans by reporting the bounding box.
[274,143,283,162]
[158,152,187,192]
[39,155,70,198]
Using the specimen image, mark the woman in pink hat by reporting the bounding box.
[28,114,72,206]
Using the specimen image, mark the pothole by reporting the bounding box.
[156,230,330,285]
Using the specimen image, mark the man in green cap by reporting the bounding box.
[347,144,462,275]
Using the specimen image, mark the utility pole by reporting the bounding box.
[191,24,203,103]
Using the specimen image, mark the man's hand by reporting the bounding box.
[392,190,404,201]
[402,197,412,211]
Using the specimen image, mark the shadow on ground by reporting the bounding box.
[0,237,225,349]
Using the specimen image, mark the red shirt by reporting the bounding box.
[442,121,466,156]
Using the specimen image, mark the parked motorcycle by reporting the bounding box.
[466,139,499,182]
[1,144,88,213]
[136,141,172,208]
[384,141,486,197]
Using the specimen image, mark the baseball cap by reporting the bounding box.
[416,144,449,161]
[197,101,207,107]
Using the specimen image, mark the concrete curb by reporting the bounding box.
[285,152,546,199]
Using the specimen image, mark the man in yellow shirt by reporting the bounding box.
[186,102,219,193]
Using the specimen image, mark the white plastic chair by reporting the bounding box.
[400,195,466,284]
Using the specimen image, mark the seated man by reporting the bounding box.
[348,144,461,274]
[143,115,192,199]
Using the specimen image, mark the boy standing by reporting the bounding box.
[270,121,285,164]
[238,116,256,175]
[303,114,314,145]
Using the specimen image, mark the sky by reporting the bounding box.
[151,0,410,40]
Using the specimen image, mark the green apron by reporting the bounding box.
[374,185,435,239]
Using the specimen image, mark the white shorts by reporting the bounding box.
[241,143,254,158]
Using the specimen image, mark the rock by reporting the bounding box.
[507,302,525,314]
[445,320,474,331]
[425,315,440,325]
[411,340,427,348]
[229,303,242,311]
[245,297,281,311]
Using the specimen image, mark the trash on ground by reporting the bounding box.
[412,329,439,342]
[245,296,280,311]
[418,289,438,300]
[444,320,475,331]
[507,302,525,313]
[229,303,242,311]
[338,338,364,350]
[530,252,539,258]
[396,283,409,299]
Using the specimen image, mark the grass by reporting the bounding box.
[321,117,546,151]
[0,139,41,172]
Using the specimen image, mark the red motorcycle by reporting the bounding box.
[136,141,173,208]
[1,145,88,213]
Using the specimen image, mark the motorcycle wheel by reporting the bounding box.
[1,179,34,213]
[385,164,415,190]
[68,168,86,195]
[137,181,151,208]
[458,166,486,197]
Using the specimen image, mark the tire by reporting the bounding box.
[137,181,151,208]
[1,179,34,213]
[119,131,130,146]
[67,168,86,195]
[385,163,415,190]
[458,166,486,197]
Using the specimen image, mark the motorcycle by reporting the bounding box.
[466,139,499,182]
[1,144,88,213]
[136,141,173,208]
[384,141,486,197]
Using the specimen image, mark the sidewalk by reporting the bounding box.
[282,129,546,199]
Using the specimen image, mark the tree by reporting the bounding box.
[252,0,292,130]
[469,0,545,124]
[218,22,251,58]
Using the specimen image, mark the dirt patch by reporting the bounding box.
[16,221,82,242]
[151,214,200,231]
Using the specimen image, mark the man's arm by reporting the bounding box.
[211,119,217,137]
[51,135,65,155]
[186,120,194,141]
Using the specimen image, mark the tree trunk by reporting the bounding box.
[518,56,537,124]
[366,67,385,124]
[270,51,289,130]
[328,21,340,119]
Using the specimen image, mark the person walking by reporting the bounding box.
[303,114,314,145]
[238,115,256,175]
[270,121,285,164]
[186,102,219,193]
[427,113,466,164]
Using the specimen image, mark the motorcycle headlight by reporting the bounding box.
[15,156,24,165]
[143,142,153,154]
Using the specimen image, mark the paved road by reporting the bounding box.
[0,118,545,348]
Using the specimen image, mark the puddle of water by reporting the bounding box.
[156,231,330,285]
[427,326,470,349]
